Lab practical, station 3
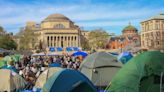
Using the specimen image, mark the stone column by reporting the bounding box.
[59,36,61,47]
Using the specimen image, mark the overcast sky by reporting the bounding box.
[0,0,164,35]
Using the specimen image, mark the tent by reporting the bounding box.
[117,52,133,64]
[107,51,164,92]
[79,51,122,87]
[48,63,61,67]
[35,67,63,89]
[0,69,26,92]
[72,51,88,58]
[42,68,97,92]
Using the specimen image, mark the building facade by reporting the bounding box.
[141,14,164,50]
[107,23,140,52]
[24,14,89,50]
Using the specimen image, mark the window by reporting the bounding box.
[54,24,65,29]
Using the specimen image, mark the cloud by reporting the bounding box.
[0,0,164,34]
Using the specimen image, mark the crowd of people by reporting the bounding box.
[5,54,83,90]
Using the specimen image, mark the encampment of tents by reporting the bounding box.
[79,51,122,87]
[42,68,97,92]
[107,51,164,92]
[0,69,26,92]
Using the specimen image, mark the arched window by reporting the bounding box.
[54,24,65,29]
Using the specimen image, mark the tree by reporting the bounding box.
[88,29,109,49]
[81,38,91,50]
[0,34,17,50]
[17,28,38,50]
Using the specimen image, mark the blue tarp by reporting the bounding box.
[72,51,88,57]
[56,47,63,51]
[49,63,61,67]
[66,47,73,51]
[117,52,133,64]
[73,47,80,51]
[49,47,55,52]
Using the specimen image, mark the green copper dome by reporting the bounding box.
[122,23,138,32]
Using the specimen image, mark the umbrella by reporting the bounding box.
[72,51,88,57]
[117,52,133,64]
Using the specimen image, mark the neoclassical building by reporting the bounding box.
[24,13,89,50]
[141,14,164,50]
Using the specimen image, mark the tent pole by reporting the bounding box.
[160,72,163,92]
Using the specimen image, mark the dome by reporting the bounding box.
[44,14,70,21]
[122,23,138,32]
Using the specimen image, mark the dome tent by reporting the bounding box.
[79,51,122,87]
[107,51,164,92]
[35,67,63,89]
[0,69,26,92]
[42,68,97,92]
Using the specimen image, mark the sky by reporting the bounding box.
[0,0,164,35]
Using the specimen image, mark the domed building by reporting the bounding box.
[107,23,140,52]
[23,13,89,51]
[122,23,138,37]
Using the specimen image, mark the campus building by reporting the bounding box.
[141,14,164,50]
[24,14,89,51]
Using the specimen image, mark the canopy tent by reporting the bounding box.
[117,52,133,64]
[0,69,26,92]
[35,67,63,89]
[107,51,164,92]
[42,68,97,92]
[72,51,88,58]
[79,51,122,87]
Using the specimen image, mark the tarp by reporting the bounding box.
[117,52,133,64]
[80,52,122,87]
[35,67,63,88]
[48,63,61,67]
[42,68,97,92]
[72,51,88,58]
[107,51,164,92]
[0,69,26,92]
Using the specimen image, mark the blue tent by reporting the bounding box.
[42,68,97,92]
[72,51,88,57]
[48,63,61,67]
[1,65,17,73]
[117,52,133,64]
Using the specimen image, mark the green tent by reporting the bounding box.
[42,68,97,92]
[107,51,164,92]
[79,51,122,87]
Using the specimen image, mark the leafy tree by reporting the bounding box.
[0,34,17,50]
[17,28,38,50]
[88,29,109,49]
[81,38,91,50]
